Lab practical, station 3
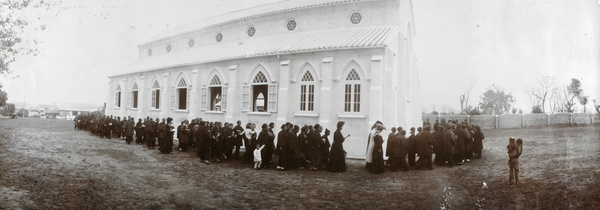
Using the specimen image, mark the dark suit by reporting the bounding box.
[417,131,434,169]
[124,120,134,144]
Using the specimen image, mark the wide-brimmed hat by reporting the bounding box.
[375,122,386,130]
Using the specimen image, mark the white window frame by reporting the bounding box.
[131,83,138,109]
[115,85,121,108]
[151,80,161,110]
[175,78,189,110]
[299,71,315,112]
[344,69,361,113]
[208,75,223,111]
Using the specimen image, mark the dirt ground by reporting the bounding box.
[1,118,599,209]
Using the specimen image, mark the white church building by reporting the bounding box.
[106,0,421,158]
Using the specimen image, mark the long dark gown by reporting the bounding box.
[327,130,346,172]
[369,133,385,174]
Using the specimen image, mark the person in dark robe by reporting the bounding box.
[464,124,474,162]
[386,127,397,166]
[308,124,323,171]
[233,120,244,159]
[417,126,434,170]
[407,127,417,168]
[415,127,425,167]
[124,117,135,144]
[321,129,331,170]
[145,118,156,149]
[298,126,310,169]
[261,122,276,168]
[327,121,349,172]
[395,130,410,171]
[241,123,254,164]
[387,128,403,171]
[223,123,235,160]
[473,126,484,159]
[120,117,126,139]
[188,119,197,148]
[103,116,111,139]
[257,124,271,168]
[368,122,386,174]
[156,118,163,149]
[114,116,120,139]
[159,118,174,154]
[433,125,446,165]
[289,125,303,170]
[135,118,144,144]
[196,121,211,164]
[276,124,289,170]
[454,124,466,165]
[210,122,223,162]
[443,125,456,167]
[178,120,190,152]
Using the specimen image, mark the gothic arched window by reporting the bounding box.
[344,69,361,112]
[252,72,268,112]
[115,84,122,108]
[299,71,315,112]
[151,80,160,109]
[131,83,138,108]
[175,78,188,110]
[208,75,222,111]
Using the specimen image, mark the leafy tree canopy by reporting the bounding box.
[479,84,515,115]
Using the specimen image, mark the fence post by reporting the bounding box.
[570,113,573,125]
[521,114,525,128]
[495,115,499,129]
[590,113,593,124]
[467,115,471,125]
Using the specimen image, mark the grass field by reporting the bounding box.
[1,117,599,209]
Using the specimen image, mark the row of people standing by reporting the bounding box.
[75,115,175,154]
[77,114,349,172]
[365,121,485,174]
[176,119,350,172]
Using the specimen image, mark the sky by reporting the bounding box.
[1,0,599,113]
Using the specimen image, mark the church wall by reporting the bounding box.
[109,48,407,158]
[108,0,420,159]
[136,0,399,60]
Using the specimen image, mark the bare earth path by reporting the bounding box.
[1,118,599,209]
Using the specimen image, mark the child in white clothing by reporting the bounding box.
[254,144,266,170]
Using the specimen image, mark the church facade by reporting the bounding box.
[106,0,421,158]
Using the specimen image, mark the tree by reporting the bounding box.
[1,0,59,74]
[564,78,583,113]
[525,75,555,113]
[594,99,600,114]
[531,105,543,114]
[440,104,449,115]
[459,82,475,114]
[548,84,563,113]
[467,107,482,115]
[479,84,515,115]
[579,95,589,113]
[1,103,16,116]
[430,103,437,115]
[0,83,8,107]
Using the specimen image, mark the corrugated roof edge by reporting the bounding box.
[111,25,399,78]
[109,46,385,78]
[137,0,372,47]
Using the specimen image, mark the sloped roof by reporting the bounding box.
[114,25,398,77]
[141,0,372,45]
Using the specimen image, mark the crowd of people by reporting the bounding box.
[364,118,485,174]
[73,115,485,174]
[73,115,349,172]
